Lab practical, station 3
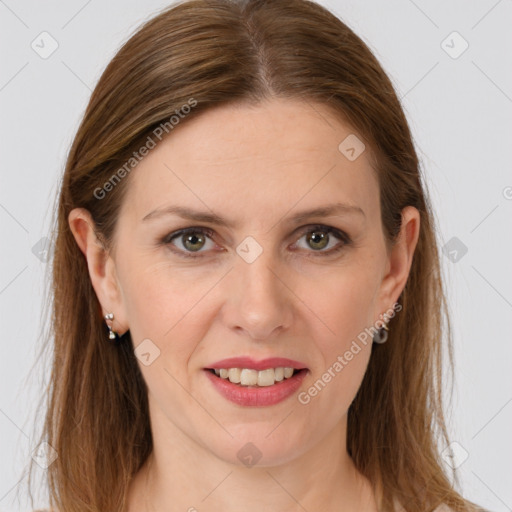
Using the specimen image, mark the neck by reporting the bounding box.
[127,406,378,512]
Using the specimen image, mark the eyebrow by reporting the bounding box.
[141,202,365,228]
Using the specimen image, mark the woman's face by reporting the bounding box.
[101,98,412,466]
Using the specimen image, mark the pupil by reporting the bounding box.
[184,233,204,251]
[309,231,328,250]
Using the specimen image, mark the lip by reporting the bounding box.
[204,357,308,371]
[204,368,309,407]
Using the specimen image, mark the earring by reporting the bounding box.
[104,312,118,340]
[373,322,389,344]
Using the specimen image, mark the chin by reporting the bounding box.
[208,431,306,468]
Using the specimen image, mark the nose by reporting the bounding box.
[221,248,294,341]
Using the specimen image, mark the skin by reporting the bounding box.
[69,97,420,512]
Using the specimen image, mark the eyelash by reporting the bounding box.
[160,224,352,259]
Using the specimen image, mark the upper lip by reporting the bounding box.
[205,357,308,371]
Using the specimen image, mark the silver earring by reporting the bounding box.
[373,322,389,344]
[104,312,118,340]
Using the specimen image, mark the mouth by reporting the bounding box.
[203,366,309,406]
[204,367,308,388]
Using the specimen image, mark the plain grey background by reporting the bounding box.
[1,1,511,511]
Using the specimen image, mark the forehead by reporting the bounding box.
[119,98,379,227]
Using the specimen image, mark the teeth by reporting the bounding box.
[257,369,275,386]
[240,369,258,386]
[212,367,299,386]
[228,368,241,383]
[274,367,284,381]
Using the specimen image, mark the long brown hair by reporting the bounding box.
[27,0,483,510]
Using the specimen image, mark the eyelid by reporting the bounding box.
[162,226,219,256]
[162,224,352,258]
[290,224,351,256]
[295,224,350,244]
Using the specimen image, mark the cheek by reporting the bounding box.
[311,345,371,418]
[294,260,378,409]
[118,257,217,369]
[295,258,381,347]
[121,269,174,339]
[119,254,190,325]
[299,323,373,424]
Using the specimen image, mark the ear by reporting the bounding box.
[68,208,129,335]
[376,206,420,316]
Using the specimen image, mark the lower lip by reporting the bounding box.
[204,369,309,407]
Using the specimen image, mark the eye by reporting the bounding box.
[161,224,351,259]
[292,224,351,256]
[163,227,217,258]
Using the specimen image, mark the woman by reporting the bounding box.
[28,0,487,510]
